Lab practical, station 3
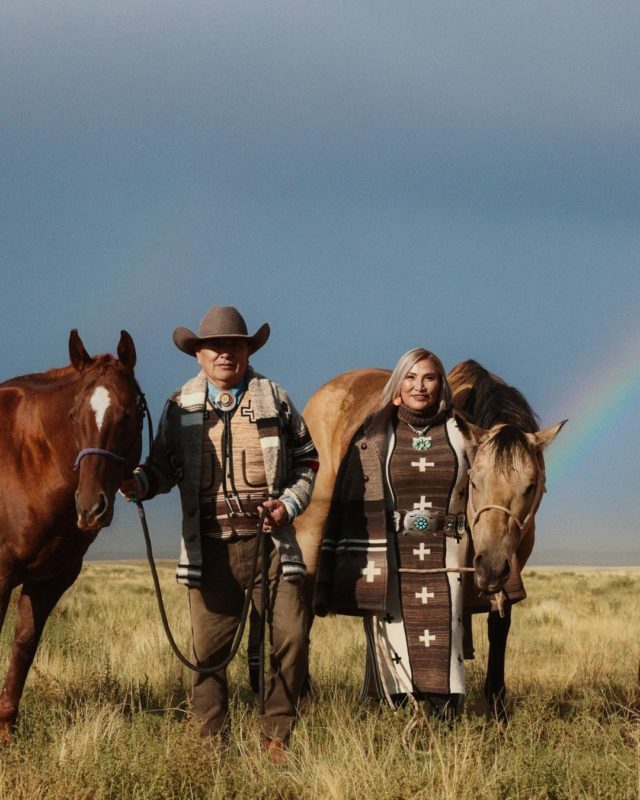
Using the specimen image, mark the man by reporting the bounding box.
[121,305,318,762]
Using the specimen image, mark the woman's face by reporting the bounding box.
[400,357,442,413]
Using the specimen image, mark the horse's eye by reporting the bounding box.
[524,483,535,496]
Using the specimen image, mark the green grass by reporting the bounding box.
[0,566,638,799]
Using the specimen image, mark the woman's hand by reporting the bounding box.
[258,499,290,531]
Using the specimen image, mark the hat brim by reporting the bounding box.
[173,322,270,357]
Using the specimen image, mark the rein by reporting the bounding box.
[125,385,270,711]
[138,503,270,696]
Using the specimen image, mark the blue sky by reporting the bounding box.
[1,2,638,564]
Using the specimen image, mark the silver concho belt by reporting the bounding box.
[395,509,467,538]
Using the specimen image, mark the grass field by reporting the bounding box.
[0,564,638,799]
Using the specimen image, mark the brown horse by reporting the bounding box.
[291,360,565,717]
[0,330,142,740]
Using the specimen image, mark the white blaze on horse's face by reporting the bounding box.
[90,386,111,432]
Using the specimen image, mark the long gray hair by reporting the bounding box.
[380,348,452,412]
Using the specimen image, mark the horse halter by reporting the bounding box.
[467,460,546,534]
[73,381,153,472]
[73,448,125,470]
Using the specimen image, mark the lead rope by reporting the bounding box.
[134,387,270,711]
[137,502,268,677]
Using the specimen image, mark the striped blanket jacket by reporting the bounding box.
[141,367,319,587]
[314,405,469,617]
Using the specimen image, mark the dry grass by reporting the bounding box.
[0,565,638,799]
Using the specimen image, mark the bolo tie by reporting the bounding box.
[210,389,244,517]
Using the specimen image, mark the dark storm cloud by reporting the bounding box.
[2,1,639,218]
[1,1,638,560]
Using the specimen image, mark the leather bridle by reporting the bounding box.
[73,380,152,472]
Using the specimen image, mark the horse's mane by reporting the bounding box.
[2,355,120,392]
[457,360,540,472]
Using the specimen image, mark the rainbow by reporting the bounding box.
[545,329,640,482]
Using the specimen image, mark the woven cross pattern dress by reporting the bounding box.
[363,406,470,704]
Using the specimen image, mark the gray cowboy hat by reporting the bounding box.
[173,305,270,356]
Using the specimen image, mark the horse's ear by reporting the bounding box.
[117,330,137,370]
[69,329,93,372]
[527,419,568,450]
[454,413,487,447]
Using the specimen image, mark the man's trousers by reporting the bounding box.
[188,534,308,741]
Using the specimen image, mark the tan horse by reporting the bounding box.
[293,360,566,717]
[295,368,391,588]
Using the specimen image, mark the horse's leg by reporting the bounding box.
[0,582,13,636]
[484,603,512,722]
[0,565,81,742]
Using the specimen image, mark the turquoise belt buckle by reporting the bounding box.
[414,515,428,531]
[404,509,439,533]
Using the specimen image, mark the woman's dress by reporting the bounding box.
[363,408,469,703]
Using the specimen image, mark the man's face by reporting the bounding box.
[195,337,250,388]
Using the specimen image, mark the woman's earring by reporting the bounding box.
[393,396,402,406]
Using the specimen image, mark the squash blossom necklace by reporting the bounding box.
[407,422,432,451]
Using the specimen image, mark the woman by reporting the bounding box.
[314,348,470,718]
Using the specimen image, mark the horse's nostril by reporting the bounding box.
[94,492,109,519]
[499,560,511,581]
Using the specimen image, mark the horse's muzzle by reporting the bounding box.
[473,552,511,593]
[75,491,113,530]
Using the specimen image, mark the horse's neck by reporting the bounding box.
[14,374,81,463]
[19,370,82,408]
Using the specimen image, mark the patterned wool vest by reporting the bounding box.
[200,391,270,539]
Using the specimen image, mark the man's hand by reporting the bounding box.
[258,499,290,532]
[119,474,143,502]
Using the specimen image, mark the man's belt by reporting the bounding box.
[200,494,269,537]
[394,509,467,538]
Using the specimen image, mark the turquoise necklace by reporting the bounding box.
[407,422,432,451]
